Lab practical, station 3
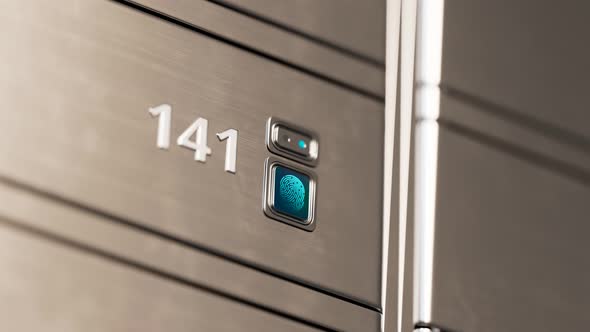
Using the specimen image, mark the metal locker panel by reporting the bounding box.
[426,126,590,332]
[437,94,590,176]
[0,220,321,332]
[123,0,385,98]
[212,0,386,64]
[0,0,383,308]
[440,0,590,143]
[0,178,381,332]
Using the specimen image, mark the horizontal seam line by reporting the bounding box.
[117,0,385,103]
[0,216,338,332]
[0,174,383,313]
[206,0,385,68]
[439,83,590,154]
[439,119,590,187]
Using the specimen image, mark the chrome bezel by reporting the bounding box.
[265,117,319,167]
[262,157,317,231]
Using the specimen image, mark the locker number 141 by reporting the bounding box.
[148,104,238,174]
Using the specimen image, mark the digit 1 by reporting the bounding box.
[216,129,238,174]
[148,104,172,149]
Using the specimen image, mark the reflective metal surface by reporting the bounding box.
[0,179,380,332]
[412,0,444,324]
[439,95,590,176]
[125,0,385,97]
[211,0,386,63]
[0,0,384,308]
[441,0,590,144]
[430,125,590,332]
[0,217,322,332]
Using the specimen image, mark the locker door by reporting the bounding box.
[0,0,384,310]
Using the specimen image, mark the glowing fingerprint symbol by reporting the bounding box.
[279,175,305,211]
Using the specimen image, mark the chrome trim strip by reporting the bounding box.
[382,0,402,329]
[413,0,445,325]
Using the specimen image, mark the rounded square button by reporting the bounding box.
[263,157,316,231]
[266,118,319,167]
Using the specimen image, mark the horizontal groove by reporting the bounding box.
[440,84,590,155]
[0,174,382,314]
[438,119,590,187]
[206,0,385,68]
[118,0,384,103]
[0,216,336,332]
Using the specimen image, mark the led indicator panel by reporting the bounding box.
[266,118,319,167]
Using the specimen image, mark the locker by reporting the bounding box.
[0,0,384,311]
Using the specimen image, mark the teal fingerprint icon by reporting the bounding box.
[272,165,310,221]
[279,175,305,210]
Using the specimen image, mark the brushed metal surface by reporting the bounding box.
[429,127,590,331]
[0,178,380,332]
[441,0,590,143]
[124,0,385,97]
[438,92,590,176]
[0,219,322,332]
[216,0,386,63]
[0,0,384,308]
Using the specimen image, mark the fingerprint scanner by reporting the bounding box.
[272,165,310,221]
[263,158,316,231]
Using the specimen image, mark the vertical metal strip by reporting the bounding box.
[383,0,402,330]
[398,0,418,331]
[413,0,445,326]
[383,0,419,330]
